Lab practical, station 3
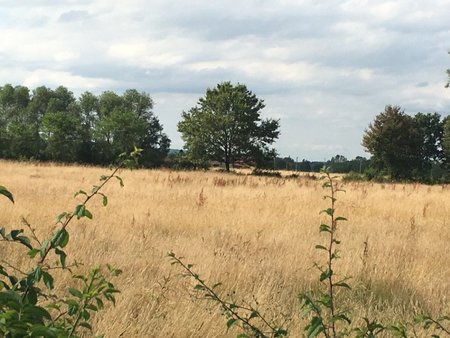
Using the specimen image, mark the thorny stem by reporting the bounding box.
[430,318,450,336]
[21,216,42,246]
[39,166,122,264]
[68,271,96,337]
[326,172,337,338]
[170,253,276,337]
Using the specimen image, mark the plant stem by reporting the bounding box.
[39,166,122,264]
[326,173,337,338]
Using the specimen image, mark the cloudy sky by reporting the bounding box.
[1,0,450,160]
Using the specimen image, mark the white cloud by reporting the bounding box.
[23,69,116,90]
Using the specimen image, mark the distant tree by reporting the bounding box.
[0,85,170,166]
[94,90,170,166]
[362,105,422,179]
[443,116,450,166]
[298,159,312,172]
[413,112,444,171]
[78,91,100,163]
[0,84,38,159]
[121,89,170,166]
[178,82,280,171]
[41,110,83,162]
[327,155,350,173]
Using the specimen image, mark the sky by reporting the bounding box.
[1,0,450,160]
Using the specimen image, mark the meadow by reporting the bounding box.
[1,160,449,337]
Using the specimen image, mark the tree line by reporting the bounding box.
[363,105,450,182]
[0,84,170,166]
[0,82,449,182]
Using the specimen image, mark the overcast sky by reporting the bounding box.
[1,0,450,160]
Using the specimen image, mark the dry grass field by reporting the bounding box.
[1,160,449,337]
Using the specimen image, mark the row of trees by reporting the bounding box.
[273,155,370,173]
[0,85,170,166]
[0,82,280,170]
[1,82,449,182]
[363,105,450,181]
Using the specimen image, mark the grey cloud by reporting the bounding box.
[58,10,90,22]
[416,82,429,87]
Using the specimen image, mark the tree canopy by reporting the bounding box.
[0,84,170,167]
[178,82,280,171]
[363,105,447,180]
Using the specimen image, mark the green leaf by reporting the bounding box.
[31,267,43,284]
[42,271,54,290]
[115,176,124,187]
[335,216,347,222]
[226,318,237,331]
[74,190,87,198]
[16,235,33,249]
[30,324,57,338]
[68,288,83,298]
[334,282,351,289]
[306,316,323,337]
[0,186,14,203]
[319,224,331,233]
[315,245,328,251]
[27,287,38,305]
[74,205,93,219]
[101,194,108,206]
[79,322,93,330]
[332,313,351,324]
[56,212,69,223]
[319,269,332,282]
[194,284,205,291]
[28,248,40,258]
[84,208,93,219]
[249,311,259,320]
[95,297,104,310]
[52,228,69,248]
[55,248,67,267]
[320,208,334,216]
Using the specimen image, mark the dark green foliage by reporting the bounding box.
[362,105,423,180]
[443,116,450,167]
[178,82,280,171]
[0,84,170,167]
[362,106,450,182]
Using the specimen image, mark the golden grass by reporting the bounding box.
[1,160,449,337]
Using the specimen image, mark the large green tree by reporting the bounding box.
[178,82,280,171]
[94,90,170,166]
[362,105,422,179]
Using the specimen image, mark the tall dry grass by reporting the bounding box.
[1,160,449,337]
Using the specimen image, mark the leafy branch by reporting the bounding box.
[299,169,351,338]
